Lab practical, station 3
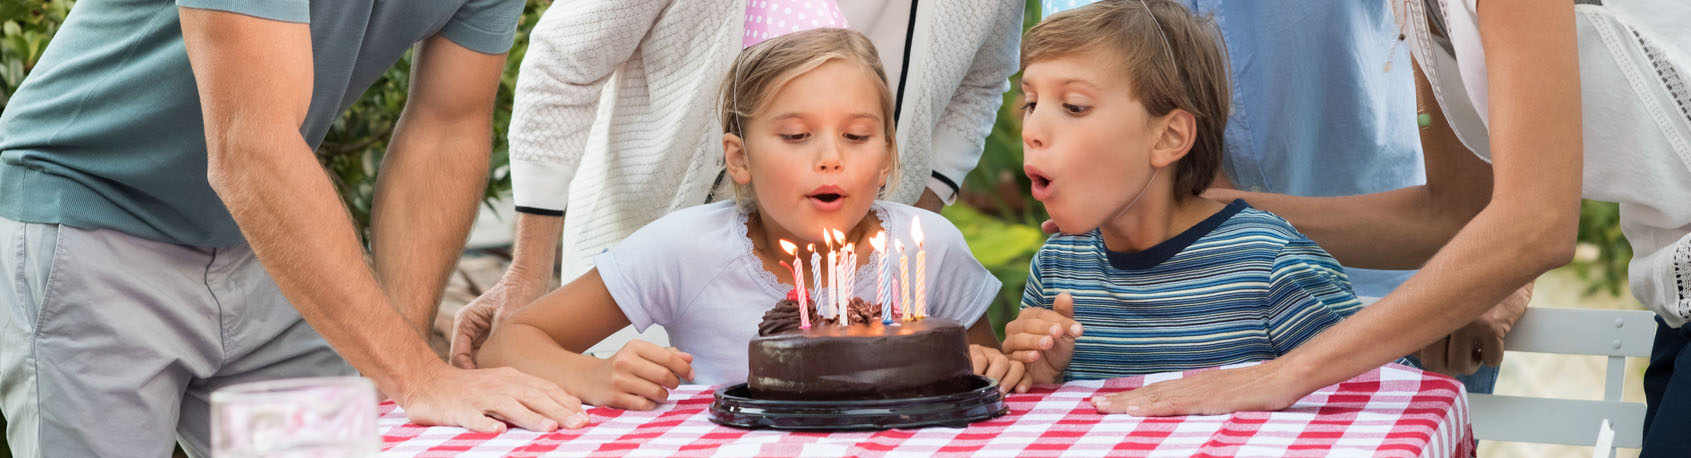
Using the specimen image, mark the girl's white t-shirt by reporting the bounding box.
[594,201,1001,385]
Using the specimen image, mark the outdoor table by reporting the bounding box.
[378,363,1472,457]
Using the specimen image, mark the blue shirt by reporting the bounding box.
[1020,200,1361,380]
[1041,0,1423,298]
[0,0,523,246]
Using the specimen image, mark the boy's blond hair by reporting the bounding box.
[718,28,900,211]
[1023,0,1230,198]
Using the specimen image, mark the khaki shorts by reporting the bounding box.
[0,217,353,457]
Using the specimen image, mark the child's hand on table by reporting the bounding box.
[970,344,1030,393]
[1002,292,1083,385]
[579,340,695,410]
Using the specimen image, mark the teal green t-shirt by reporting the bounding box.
[0,0,522,246]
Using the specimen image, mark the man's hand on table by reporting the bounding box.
[1003,292,1083,386]
[400,363,589,433]
[1417,282,1532,376]
[576,340,695,411]
[970,344,1031,393]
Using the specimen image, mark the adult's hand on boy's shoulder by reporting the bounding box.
[970,344,1030,394]
[1003,293,1084,385]
[578,340,695,411]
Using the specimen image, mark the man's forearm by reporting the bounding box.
[369,116,490,335]
[210,131,440,399]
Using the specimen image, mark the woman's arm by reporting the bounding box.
[1207,62,1493,270]
[479,269,695,410]
[1097,0,1583,415]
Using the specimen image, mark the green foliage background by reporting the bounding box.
[0,0,1642,453]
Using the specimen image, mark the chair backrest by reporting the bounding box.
[1467,307,1656,449]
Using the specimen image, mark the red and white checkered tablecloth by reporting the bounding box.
[378,363,1472,457]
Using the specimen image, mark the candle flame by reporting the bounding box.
[831,229,847,246]
[910,216,924,246]
[779,239,797,256]
[822,228,833,247]
[894,239,904,252]
[869,231,887,252]
[807,243,815,252]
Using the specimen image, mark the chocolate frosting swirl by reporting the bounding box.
[758,299,804,336]
[757,297,887,336]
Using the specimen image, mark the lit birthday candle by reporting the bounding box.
[823,229,836,321]
[896,239,910,322]
[779,240,809,329]
[912,217,927,319]
[870,231,892,324]
[832,228,850,326]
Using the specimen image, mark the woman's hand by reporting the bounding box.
[575,340,695,411]
[1089,361,1308,416]
[1002,293,1083,385]
[451,272,550,369]
[1417,282,1533,375]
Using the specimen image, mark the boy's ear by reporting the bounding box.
[724,133,754,185]
[1149,109,1197,169]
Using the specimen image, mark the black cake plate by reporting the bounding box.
[708,375,1007,430]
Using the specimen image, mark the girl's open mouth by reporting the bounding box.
[807,186,848,212]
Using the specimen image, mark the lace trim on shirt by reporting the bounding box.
[733,203,892,307]
[1675,235,1691,321]
[1633,29,1691,129]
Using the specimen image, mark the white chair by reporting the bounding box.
[1468,307,1655,454]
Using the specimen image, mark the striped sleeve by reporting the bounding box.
[1020,248,1050,311]
[1264,238,1363,354]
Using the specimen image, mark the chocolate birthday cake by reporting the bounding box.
[747,298,974,400]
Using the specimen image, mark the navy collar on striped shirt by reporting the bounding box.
[1104,198,1250,270]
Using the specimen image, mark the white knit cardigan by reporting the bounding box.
[508,0,1024,280]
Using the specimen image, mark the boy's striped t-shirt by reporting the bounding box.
[1021,199,1362,381]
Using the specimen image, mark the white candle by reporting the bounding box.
[847,245,857,326]
[831,229,849,325]
[808,243,821,320]
[870,232,892,324]
[896,240,910,322]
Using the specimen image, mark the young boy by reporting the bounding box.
[1002,0,1362,391]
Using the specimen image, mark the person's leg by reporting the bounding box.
[0,218,222,457]
[175,243,355,457]
[1641,316,1691,457]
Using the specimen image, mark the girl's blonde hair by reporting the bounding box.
[718,28,900,211]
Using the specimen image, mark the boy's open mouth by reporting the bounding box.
[1025,165,1053,200]
[810,193,843,203]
